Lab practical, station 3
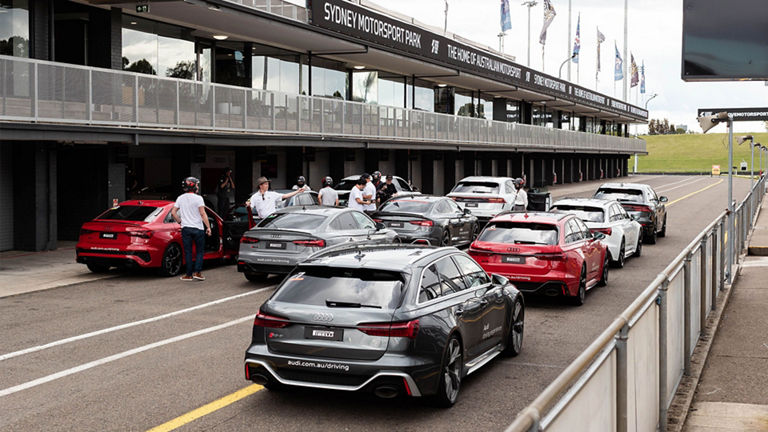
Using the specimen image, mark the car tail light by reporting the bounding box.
[409,220,434,227]
[240,237,259,244]
[485,198,506,204]
[253,312,290,328]
[623,204,651,213]
[469,242,492,253]
[127,229,152,239]
[357,319,420,338]
[293,239,326,247]
[534,253,565,261]
[590,227,613,236]
[373,218,383,223]
[79,228,96,236]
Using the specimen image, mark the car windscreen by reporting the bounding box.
[97,206,163,222]
[551,205,605,223]
[594,188,644,203]
[379,200,433,214]
[334,180,358,191]
[273,268,406,310]
[258,213,326,229]
[451,182,500,194]
[477,222,559,245]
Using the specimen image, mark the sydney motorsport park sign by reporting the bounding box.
[309,0,647,120]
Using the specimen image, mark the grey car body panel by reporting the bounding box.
[372,196,478,246]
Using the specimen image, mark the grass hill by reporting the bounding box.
[636,133,768,173]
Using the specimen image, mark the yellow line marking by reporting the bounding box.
[146,384,263,432]
[667,179,724,207]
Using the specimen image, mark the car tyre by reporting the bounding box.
[658,215,667,238]
[471,223,481,241]
[645,225,657,245]
[86,263,110,273]
[598,254,609,287]
[570,266,587,306]
[612,239,625,268]
[633,235,643,257]
[158,243,183,277]
[441,230,451,247]
[503,298,524,357]
[431,336,463,408]
[244,272,268,283]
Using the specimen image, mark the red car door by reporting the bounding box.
[561,218,586,287]
[575,217,601,280]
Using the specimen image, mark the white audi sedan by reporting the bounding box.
[550,198,643,268]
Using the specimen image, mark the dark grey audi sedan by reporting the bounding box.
[244,244,524,407]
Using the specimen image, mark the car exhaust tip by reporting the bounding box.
[250,374,269,386]
[373,386,400,399]
[544,287,561,297]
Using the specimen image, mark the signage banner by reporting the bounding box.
[698,107,768,122]
[309,0,647,120]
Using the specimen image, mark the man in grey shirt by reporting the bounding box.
[318,176,339,206]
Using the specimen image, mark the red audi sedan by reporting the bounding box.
[76,200,236,276]
[468,212,609,305]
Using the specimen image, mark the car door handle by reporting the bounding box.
[455,307,464,317]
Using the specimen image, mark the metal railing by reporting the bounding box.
[0,55,645,154]
[506,174,766,432]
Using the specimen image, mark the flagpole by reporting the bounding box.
[567,0,572,81]
[622,0,628,101]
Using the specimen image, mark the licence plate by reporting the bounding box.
[503,255,525,264]
[100,232,116,239]
[389,222,403,228]
[465,202,479,207]
[267,242,286,249]
[305,327,343,341]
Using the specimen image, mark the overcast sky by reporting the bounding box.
[361,0,768,133]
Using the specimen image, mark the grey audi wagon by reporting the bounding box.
[244,244,524,407]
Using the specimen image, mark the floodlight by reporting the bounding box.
[698,111,728,133]
[737,135,754,145]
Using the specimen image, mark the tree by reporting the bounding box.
[124,59,156,75]
[669,124,676,134]
[662,118,670,134]
[166,61,196,79]
[648,119,656,135]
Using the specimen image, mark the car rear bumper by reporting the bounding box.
[244,346,430,397]
[237,261,295,275]
[391,231,441,246]
[238,249,304,274]
[75,247,155,267]
[509,280,571,297]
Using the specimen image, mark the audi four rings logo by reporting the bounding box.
[313,312,334,322]
[507,247,520,252]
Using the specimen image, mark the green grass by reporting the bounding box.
[636,133,768,173]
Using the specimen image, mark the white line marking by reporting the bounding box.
[656,177,708,193]
[650,176,693,190]
[0,286,274,362]
[0,315,253,398]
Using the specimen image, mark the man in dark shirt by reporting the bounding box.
[217,167,235,217]
[377,175,398,205]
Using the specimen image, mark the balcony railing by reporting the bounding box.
[0,55,645,154]
[221,0,308,21]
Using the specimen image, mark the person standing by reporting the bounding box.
[362,173,377,214]
[377,175,398,205]
[348,178,370,211]
[217,167,235,217]
[248,176,306,219]
[292,175,312,191]
[171,177,211,281]
[512,178,528,211]
[318,176,339,206]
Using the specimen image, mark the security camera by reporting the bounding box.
[697,111,728,134]
[737,135,754,145]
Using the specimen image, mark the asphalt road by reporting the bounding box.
[0,175,753,432]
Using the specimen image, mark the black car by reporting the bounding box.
[372,195,479,246]
[244,244,524,407]
[594,182,668,244]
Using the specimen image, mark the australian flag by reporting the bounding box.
[501,0,512,32]
[614,43,624,81]
[572,13,580,63]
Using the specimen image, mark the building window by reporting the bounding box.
[352,70,378,103]
[0,0,29,57]
[122,16,196,79]
[378,75,405,108]
[309,56,346,98]
[505,101,521,123]
[407,78,435,112]
[477,94,493,120]
[455,89,474,117]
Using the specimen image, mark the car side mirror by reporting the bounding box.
[659,196,668,203]
[593,232,607,241]
[375,222,385,231]
[463,208,472,215]
[491,273,510,287]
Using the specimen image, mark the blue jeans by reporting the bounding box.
[181,227,205,276]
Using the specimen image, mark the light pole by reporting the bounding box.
[634,93,659,173]
[558,54,576,78]
[522,1,538,67]
[443,0,448,34]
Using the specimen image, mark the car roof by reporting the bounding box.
[597,182,649,191]
[457,176,515,183]
[489,211,569,224]
[385,195,443,202]
[302,244,456,270]
[552,198,618,209]
[273,205,350,216]
[118,200,174,207]
[341,174,404,181]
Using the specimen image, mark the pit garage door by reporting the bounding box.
[0,144,13,251]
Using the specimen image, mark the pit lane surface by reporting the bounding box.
[0,175,751,432]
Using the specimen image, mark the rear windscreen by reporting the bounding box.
[379,200,433,213]
[594,188,644,203]
[334,180,357,191]
[274,268,405,309]
[258,213,326,229]
[451,182,500,194]
[478,222,559,245]
[97,206,162,222]
[551,205,605,223]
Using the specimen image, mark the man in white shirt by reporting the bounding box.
[318,176,339,206]
[348,178,370,211]
[248,176,306,219]
[171,177,212,281]
[362,173,377,213]
[512,178,528,211]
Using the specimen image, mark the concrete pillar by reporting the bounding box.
[433,156,445,196]
[14,143,58,251]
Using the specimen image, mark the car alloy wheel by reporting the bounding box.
[633,235,643,257]
[646,225,657,245]
[433,336,463,407]
[613,239,625,268]
[570,266,587,306]
[159,243,182,277]
[658,216,667,238]
[471,223,481,241]
[441,230,451,247]
[598,255,609,287]
[503,299,524,357]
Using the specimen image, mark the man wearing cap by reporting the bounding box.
[362,173,377,213]
[248,177,306,219]
[377,175,398,205]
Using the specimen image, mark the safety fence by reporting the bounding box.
[506,175,766,432]
[0,55,645,154]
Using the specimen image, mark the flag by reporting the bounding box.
[539,0,556,45]
[596,27,605,73]
[500,0,512,32]
[640,61,646,93]
[630,53,639,87]
[572,13,580,63]
[614,42,623,81]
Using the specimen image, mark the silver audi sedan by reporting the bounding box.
[237,206,399,282]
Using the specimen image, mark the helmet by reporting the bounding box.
[323,176,333,187]
[514,178,524,188]
[182,176,200,193]
[296,175,306,186]
[372,171,382,182]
